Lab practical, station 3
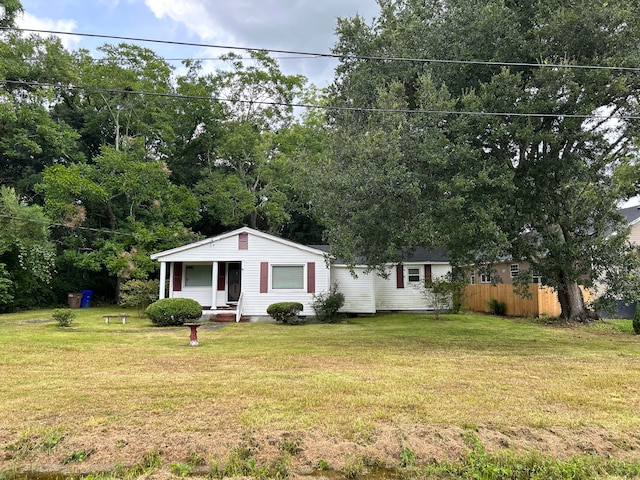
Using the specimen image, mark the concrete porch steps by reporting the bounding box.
[202,305,248,322]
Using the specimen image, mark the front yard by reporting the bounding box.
[0,309,639,478]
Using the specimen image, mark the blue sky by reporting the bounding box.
[16,0,381,88]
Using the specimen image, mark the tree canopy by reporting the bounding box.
[318,0,640,319]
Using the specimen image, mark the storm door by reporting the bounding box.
[227,262,241,303]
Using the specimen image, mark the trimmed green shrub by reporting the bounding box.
[145,298,202,326]
[633,304,640,335]
[311,283,345,323]
[52,308,76,327]
[488,298,507,316]
[267,302,304,324]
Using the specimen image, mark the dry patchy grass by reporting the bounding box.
[0,310,639,476]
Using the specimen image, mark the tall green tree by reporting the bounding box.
[52,43,176,159]
[0,0,22,28]
[320,0,640,320]
[194,51,309,233]
[0,186,55,311]
[0,31,83,198]
[38,142,200,300]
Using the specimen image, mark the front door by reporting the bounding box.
[227,262,241,303]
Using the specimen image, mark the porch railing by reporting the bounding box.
[235,292,244,322]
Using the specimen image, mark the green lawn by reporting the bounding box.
[1,309,639,476]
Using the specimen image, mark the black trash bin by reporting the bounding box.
[80,290,93,308]
[68,292,82,308]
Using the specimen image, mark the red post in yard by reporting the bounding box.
[184,323,203,347]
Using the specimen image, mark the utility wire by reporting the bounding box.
[0,213,136,236]
[4,26,640,73]
[2,79,639,121]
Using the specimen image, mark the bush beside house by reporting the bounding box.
[311,284,345,323]
[146,298,202,326]
[267,302,304,324]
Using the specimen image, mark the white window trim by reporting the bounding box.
[510,264,519,278]
[407,266,421,283]
[480,273,491,284]
[271,264,306,291]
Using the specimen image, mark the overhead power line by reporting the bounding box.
[0,213,135,236]
[2,79,639,121]
[3,27,640,73]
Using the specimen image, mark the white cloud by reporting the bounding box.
[143,0,379,87]
[15,12,80,49]
[144,0,227,41]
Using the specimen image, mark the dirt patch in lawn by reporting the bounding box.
[3,423,639,478]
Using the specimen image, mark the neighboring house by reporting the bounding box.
[150,227,452,320]
[619,205,640,250]
[599,205,640,318]
[468,260,542,286]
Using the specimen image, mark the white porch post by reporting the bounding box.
[159,262,167,299]
[211,261,218,309]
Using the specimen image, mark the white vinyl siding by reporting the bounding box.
[331,266,376,314]
[155,229,330,316]
[374,264,451,311]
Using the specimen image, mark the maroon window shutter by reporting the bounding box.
[238,232,248,250]
[260,262,269,293]
[173,262,183,292]
[307,262,316,293]
[396,265,404,289]
[424,265,432,284]
[217,262,226,291]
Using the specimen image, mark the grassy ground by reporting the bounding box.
[0,309,639,478]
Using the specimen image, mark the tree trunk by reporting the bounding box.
[557,280,588,321]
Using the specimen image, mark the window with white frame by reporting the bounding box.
[272,265,304,290]
[184,264,213,287]
[480,273,491,284]
[469,273,475,285]
[510,264,519,278]
[407,267,421,282]
[532,271,542,284]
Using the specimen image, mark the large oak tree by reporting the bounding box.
[319,0,640,319]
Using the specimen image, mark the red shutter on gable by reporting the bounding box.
[424,265,432,285]
[173,262,183,292]
[396,265,404,289]
[217,262,226,291]
[260,262,269,293]
[238,232,248,250]
[307,262,316,293]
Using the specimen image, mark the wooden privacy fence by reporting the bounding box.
[464,284,587,317]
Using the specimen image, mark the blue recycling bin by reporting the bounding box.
[80,290,93,308]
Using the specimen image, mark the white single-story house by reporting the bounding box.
[150,227,451,320]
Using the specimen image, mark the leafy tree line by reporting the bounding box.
[0,4,324,310]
